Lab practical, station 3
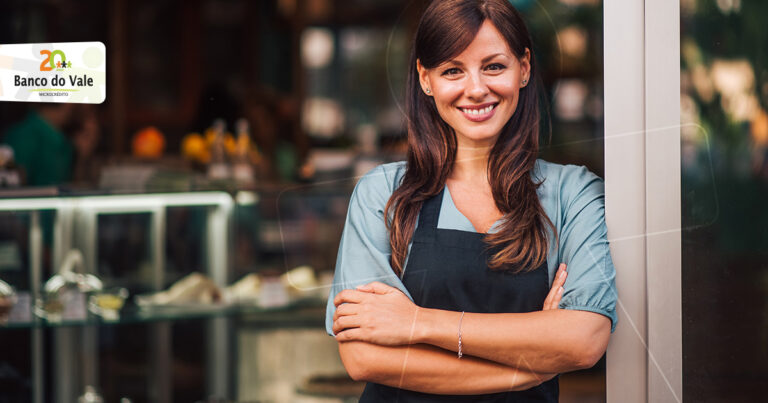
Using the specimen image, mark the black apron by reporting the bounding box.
[359,188,558,402]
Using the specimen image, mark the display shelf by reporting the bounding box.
[0,297,326,329]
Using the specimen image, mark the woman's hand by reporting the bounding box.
[332,282,420,345]
[542,263,567,311]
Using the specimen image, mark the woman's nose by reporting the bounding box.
[465,73,489,100]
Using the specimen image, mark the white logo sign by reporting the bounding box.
[0,41,106,104]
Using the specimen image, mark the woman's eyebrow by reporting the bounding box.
[444,53,508,66]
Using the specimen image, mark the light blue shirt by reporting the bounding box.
[325,160,618,335]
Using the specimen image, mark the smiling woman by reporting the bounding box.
[325,0,617,401]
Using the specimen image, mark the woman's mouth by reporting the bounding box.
[458,103,498,122]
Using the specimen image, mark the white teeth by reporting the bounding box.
[462,104,494,116]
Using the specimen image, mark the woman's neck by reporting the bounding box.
[450,142,493,183]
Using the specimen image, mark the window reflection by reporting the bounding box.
[681,1,768,400]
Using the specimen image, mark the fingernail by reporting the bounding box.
[558,286,563,294]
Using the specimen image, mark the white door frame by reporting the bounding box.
[604,0,682,402]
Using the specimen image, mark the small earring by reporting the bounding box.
[425,88,431,94]
[521,79,528,86]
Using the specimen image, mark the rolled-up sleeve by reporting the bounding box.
[325,165,412,336]
[557,166,618,333]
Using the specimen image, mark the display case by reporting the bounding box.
[0,191,236,402]
[0,188,353,403]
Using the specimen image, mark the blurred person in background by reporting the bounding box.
[2,103,100,187]
[326,0,617,401]
[3,103,75,186]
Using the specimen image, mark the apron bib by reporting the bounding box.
[360,188,558,402]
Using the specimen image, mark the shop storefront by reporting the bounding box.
[0,0,765,402]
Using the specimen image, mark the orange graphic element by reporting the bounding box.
[39,50,52,71]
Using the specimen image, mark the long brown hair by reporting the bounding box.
[384,0,555,276]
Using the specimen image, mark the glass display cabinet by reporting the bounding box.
[0,192,235,402]
[0,188,348,403]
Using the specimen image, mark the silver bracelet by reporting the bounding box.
[457,311,465,359]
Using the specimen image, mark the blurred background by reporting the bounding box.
[0,0,687,402]
[680,0,768,401]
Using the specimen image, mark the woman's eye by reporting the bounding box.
[486,63,506,71]
[441,67,461,76]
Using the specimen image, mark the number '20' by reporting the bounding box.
[39,49,66,71]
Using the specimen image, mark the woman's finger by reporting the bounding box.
[543,263,567,310]
[332,315,360,334]
[333,303,359,321]
[550,286,564,310]
[356,281,395,295]
[333,289,368,307]
[543,264,563,309]
[335,328,365,343]
[544,288,561,310]
[554,263,567,287]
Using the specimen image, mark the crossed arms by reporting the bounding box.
[331,264,611,394]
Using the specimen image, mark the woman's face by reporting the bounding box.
[417,20,530,148]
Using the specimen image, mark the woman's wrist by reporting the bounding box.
[413,308,462,348]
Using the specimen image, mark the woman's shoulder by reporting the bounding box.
[534,158,601,180]
[356,161,406,191]
[534,159,605,207]
[350,161,407,210]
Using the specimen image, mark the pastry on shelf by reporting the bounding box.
[135,272,222,308]
[223,266,319,307]
[281,265,320,298]
[223,273,260,304]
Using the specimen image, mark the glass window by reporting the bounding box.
[681,1,768,400]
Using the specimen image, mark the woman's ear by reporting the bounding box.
[520,48,531,86]
[416,59,432,95]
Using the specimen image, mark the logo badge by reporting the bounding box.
[0,41,106,104]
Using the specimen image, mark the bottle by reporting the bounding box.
[207,119,231,180]
[232,118,255,185]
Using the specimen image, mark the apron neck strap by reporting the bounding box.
[417,187,444,230]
